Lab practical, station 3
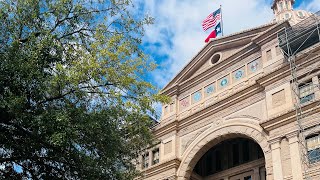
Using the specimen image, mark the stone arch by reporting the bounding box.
[177,118,272,180]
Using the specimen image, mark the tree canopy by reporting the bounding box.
[0,0,167,179]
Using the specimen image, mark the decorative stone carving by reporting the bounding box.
[180,125,211,155]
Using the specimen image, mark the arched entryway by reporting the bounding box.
[192,137,266,180]
[176,119,272,180]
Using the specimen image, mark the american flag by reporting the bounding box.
[202,8,221,31]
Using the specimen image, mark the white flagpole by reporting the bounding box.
[220,5,224,36]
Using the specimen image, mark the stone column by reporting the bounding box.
[270,139,284,180]
[148,150,153,168]
[288,133,303,180]
[253,167,260,180]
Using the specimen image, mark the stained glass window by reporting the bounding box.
[220,78,228,87]
[205,83,215,98]
[248,60,259,73]
[218,75,230,90]
[232,67,246,81]
[192,91,202,104]
[179,96,190,110]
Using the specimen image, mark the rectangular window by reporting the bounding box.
[306,134,320,163]
[152,149,159,165]
[299,81,315,104]
[142,153,149,169]
[266,49,272,61]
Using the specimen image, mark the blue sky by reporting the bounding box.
[137,0,319,91]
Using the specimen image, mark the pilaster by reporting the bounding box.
[270,138,284,180]
[287,132,303,180]
[253,167,260,180]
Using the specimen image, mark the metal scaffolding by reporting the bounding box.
[278,11,320,179]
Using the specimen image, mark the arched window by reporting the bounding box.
[279,2,283,12]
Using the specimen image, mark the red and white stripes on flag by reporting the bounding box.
[202,8,221,31]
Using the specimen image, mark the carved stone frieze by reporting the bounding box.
[180,125,211,155]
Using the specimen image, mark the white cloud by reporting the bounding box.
[298,0,320,12]
[138,0,314,89]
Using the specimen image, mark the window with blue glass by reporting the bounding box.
[220,78,228,87]
[205,84,215,97]
[299,80,315,104]
[233,67,245,82]
[192,91,202,104]
[306,134,320,164]
[248,60,259,73]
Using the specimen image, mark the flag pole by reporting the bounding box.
[220,4,223,36]
[220,5,224,36]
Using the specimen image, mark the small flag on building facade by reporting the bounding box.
[202,6,224,43]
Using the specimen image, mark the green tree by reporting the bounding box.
[0,0,167,179]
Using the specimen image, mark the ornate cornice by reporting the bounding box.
[260,100,320,131]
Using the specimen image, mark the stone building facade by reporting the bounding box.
[138,0,320,179]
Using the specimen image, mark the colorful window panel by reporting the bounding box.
[192,90,202,104]
[247,59,260,74]
[219,75,230,90]
[179,96,190,110]
[233,67,246,82]
[205,83,216,98]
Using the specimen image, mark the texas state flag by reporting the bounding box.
[205,22,222,43]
